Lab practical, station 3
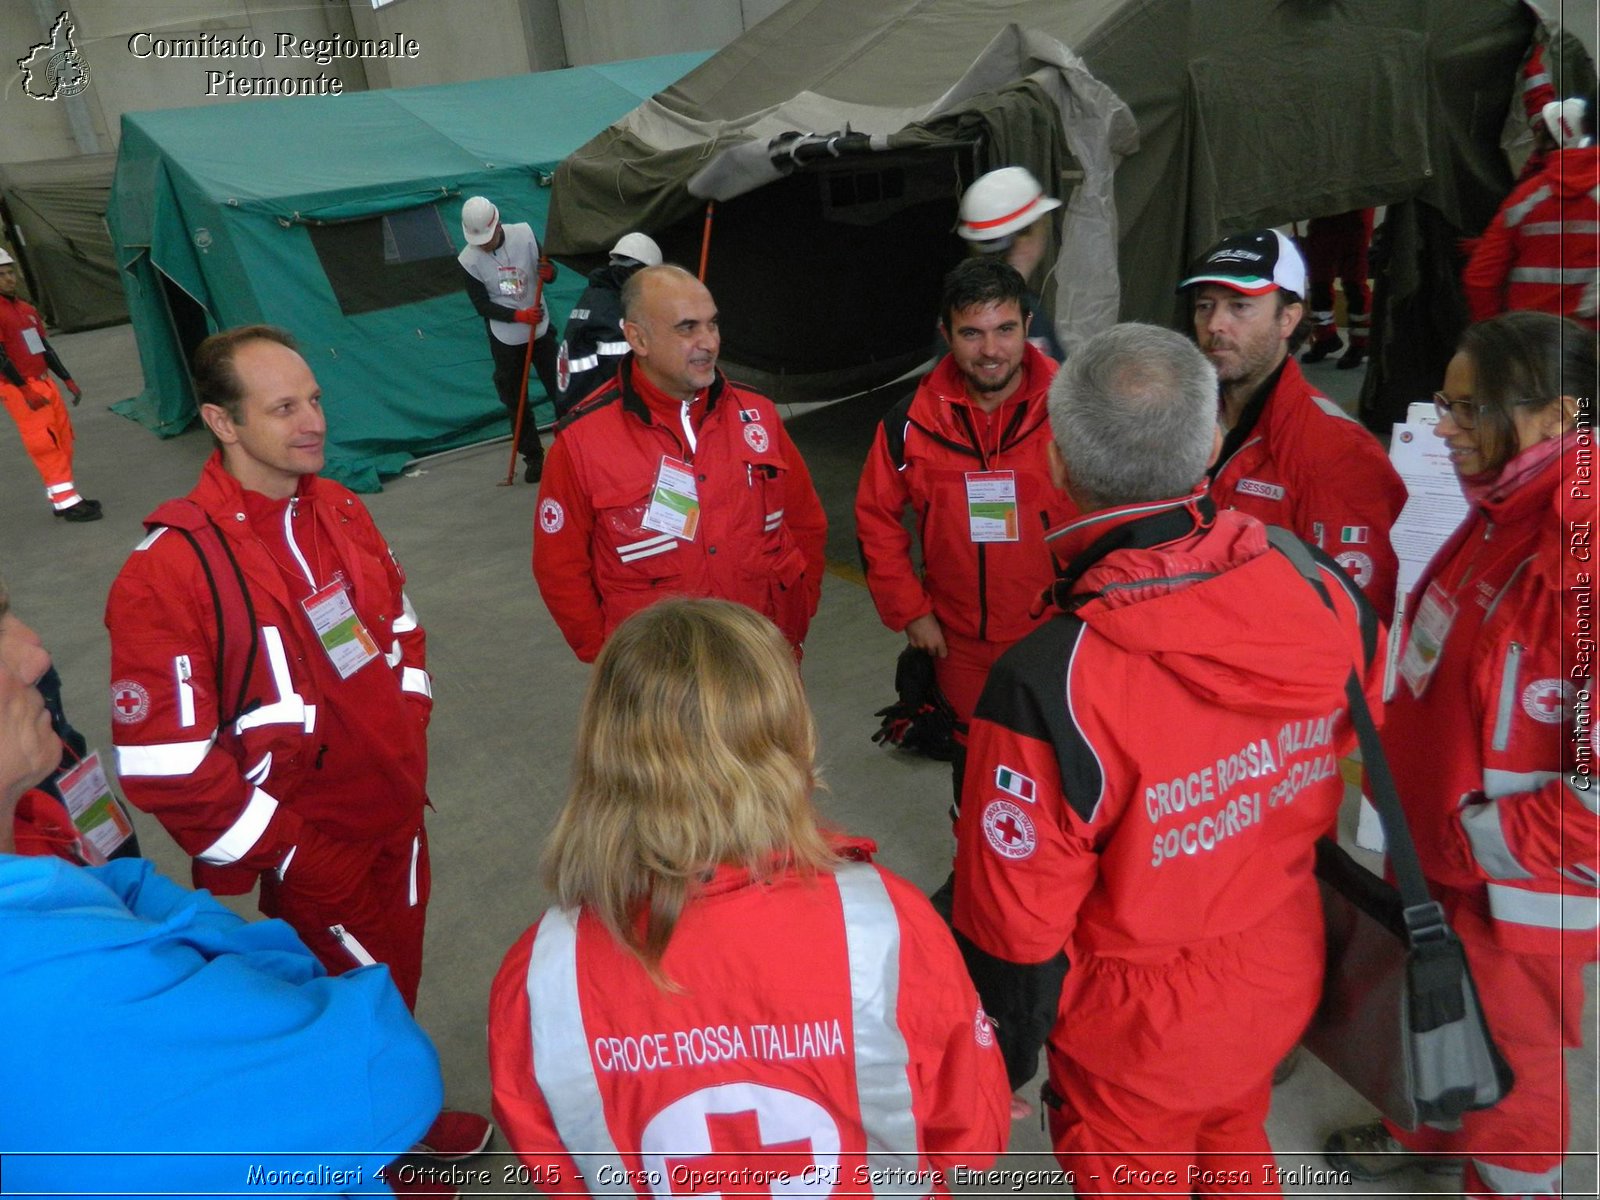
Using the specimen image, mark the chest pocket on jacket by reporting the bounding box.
[594,480,683,582]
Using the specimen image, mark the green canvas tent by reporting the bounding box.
[107,52,709,492]
[546,1,1591,423]
[0,154,126,332]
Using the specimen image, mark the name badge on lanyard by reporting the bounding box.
[1399,581,1457,698]
[497,265,527,297]
[301,572,382,679]
[966,470,1019,543]
[22,326,45,355]
[642,455,701,540]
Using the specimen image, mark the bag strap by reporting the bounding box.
[163,504,262,731]
[1265,527,1451,943]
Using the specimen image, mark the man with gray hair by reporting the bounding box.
[951,323,1384,1194]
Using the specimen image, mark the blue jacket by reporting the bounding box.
[0,855,442,1198]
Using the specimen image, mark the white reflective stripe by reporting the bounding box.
[330,923,378,967]
[50,492,83,511]
[616,532,675,555]
[175,654,196,728]
[566,351,601,372]
[115,738,213,778]
[1525,70,1551,88]
[393,592,421,634]
[1591,185,1600,205]
[1482,767,1558,798]
[304,704,316,734]
[526,908,631,1196]
[680,399,697,454]
[835,862,918,1186]
[618,540,678,564]
[595,340,630,355]
[1459,801,1535,881]
[408,835,421,906]
[46,482,76,496]
[196,786,278,865]
[1310,393,1359,424]
[1508,266,1597,284]
[386,639,403,668]
[235,626,308,733]
[244,751,273,786]
[1519,220,1600,236]
[401,666,433,698]
[1492,643,1522,753]
[276,844,296,880]
[1503,185,1551,227]
[282,499,315,587]
[1473,1157,1562,1195]
[766,509,785,523]
[1485,882,1600,931]
[134,527,168,552]
[1563,862,1600,887]
[569,308,590,320]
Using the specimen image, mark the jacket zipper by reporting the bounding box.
[1492,642,1523,752]
[282,497,316,587]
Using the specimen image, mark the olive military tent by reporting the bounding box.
[546,0,1589,422]
[107,51,709,491]
[0,154,126,332]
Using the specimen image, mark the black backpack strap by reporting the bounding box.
[163,504,262,730]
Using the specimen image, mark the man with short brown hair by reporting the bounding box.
[105,325,489,1163]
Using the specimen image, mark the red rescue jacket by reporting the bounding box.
[489,844,1009,1198]
[1209,356,1406,620]
[1463,147,1600,328]
[105,454,430,894]
[533,359,827,661]
[854,345,1076,642]
[1385,434,1599,958]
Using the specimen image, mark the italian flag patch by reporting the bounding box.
[1340,526,1369,544]
[995,765,1036,803]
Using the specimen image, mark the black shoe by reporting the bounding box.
[56,499,103,522]
[523,454,543,484]
[1323,1121,1461,1181]
[1336,344,1366,370]
[1302,335,1343,364]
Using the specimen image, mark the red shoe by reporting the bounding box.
[413,1109,494,1161]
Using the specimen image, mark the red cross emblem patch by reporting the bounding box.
[1521,678,1568,724]
[981,798,1036,860]
[110,679,150,725]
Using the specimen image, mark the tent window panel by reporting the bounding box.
[309,207,459,317]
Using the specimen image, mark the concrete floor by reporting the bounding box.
[1,323,1593,1197]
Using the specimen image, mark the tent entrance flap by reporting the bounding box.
[690,141,974,387]
[157,267,208,400]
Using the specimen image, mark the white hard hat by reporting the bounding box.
[0,249,12,267]
[957,167,1062,243]
[1542,98,1592,149]
[610,231,662,267]
[461,196,500,246]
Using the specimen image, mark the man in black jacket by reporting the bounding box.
[554,232,661,415]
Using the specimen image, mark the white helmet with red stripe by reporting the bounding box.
[957,166,1061,244]
[1541,98,1593,149]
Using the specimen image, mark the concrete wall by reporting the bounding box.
[2,0,365,160]
[2,0,782,164]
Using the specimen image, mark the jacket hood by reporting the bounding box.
[1069,509,1359,717]
[1547,146,1600,196]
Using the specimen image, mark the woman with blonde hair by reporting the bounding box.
[490,599,1007,1197]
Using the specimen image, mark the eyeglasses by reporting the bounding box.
[1432,391,1491,431]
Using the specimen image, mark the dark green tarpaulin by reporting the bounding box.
[547,0,1549,408]
[0,154,125,332]
[107,52,708,491]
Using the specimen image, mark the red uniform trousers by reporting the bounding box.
[259,821,432,1011]
[1045,897,1324,1199]
[1303,211,1373,349]
[1387,893,1580,1199]
[1,376,81,509]
[936,628,1012,738]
